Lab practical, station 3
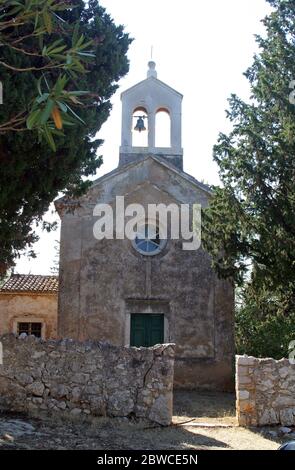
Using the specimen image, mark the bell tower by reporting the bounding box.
[119,61,183,170]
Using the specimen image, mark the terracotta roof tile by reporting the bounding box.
[0,274,59,293]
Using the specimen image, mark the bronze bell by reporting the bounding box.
[134,116,146,132]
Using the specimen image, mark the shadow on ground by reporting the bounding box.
[0,412,230,450]
[173,389,236,424]
[0,391,284,450]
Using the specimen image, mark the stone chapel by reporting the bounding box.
[55,62,234,390]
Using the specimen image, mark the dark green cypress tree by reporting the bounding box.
[204,0,295,316]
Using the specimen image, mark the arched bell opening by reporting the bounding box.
[132,107,148,147]
[155,108,171,148]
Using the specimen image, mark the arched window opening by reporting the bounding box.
[155,108,171,148]
[132,107,148,147]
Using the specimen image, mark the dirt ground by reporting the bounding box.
[0,391,289,450]
[173,390,236,425]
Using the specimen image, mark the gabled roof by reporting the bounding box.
[121,76,183,99]
[55,155,212,212]
[91,154,211,193]
[0,274,59,294]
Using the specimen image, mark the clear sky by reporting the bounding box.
[15,0,271,275]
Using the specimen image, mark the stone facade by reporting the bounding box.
[0,292,57,339]
[236,355,295,426]
[56,156,235,391]
[0,335,175,426]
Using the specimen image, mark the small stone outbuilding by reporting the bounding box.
[0,274,58,339]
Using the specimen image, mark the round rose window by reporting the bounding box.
[133,223,166,256]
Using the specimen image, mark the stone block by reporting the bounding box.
[236,356,256,366]
[273,396,295,408]
[26,381,44,397]
[17,373,33,386]
[237,375,253,385]
[258,408,279,426]
[279,409,295,426]
[238,390,250,400]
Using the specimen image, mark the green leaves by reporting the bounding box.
[1,1,96,147]
[236,288,295,358]
[26,108,42,130]
[40,32,95,69]
[26,74,88,150]
[43,8,53,33]
[42,39,67,58]
[43,123,56,151]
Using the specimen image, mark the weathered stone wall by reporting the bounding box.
[0,293,57,339]
[0,335,175,426]
[236,355,295,426]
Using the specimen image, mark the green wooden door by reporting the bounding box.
[130,314,164,347]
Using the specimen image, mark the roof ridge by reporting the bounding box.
[11,273,58,277]
[0,273,59,293]
[55,154,212,211]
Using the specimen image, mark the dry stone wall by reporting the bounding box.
[236,355,295,426]
[0,335,175,426]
